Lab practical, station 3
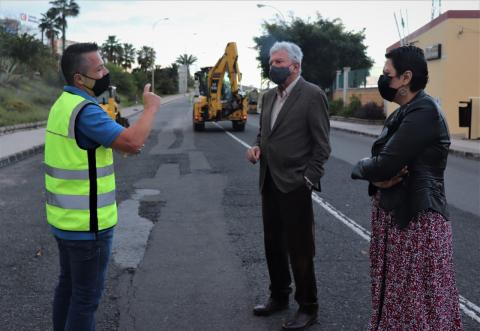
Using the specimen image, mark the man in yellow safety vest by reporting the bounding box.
[45,42,161,330]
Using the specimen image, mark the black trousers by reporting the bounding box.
[261,170,318,312]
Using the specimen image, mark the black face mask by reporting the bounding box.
[269,65,292,85]
[81,73,110,97]
[377,74,398,102]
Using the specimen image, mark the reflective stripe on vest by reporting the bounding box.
[46,190,116,209]
[68,100,94,138]
[45,164,114,180]
[44,91,117,232]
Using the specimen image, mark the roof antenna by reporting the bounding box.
[394,12,404,46]
[405,9,410,37]
[400,10,407,45]
[431,0,441,20]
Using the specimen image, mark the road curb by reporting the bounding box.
[330,115,385,125]
[331,126,378,138]
[0,121,47,136]
[448,149,480,161]
[0,144,44,169]
[331,126,480,161]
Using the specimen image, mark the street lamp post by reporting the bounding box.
[256,3,286,22]
[151,17,169,92]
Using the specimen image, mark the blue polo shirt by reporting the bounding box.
[50,86,125,240]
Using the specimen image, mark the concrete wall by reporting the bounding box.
[333,87,383,106]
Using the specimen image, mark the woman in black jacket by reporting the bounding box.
[351,46,463,330]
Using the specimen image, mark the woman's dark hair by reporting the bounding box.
[385,45,429,92]
[60,43,99,85]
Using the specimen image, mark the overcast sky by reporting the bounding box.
[1,0,478,88]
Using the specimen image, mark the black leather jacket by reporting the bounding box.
[351,90,451,228]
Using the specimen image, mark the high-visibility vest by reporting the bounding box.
[44,91,117,232]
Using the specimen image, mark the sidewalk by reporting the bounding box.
[331,119,480,160]
[0,94,187,168]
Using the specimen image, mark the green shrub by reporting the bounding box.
[353,102,385,120]
[340,106,353,117]
[132,69,149,93]
[348,94,362,112]
[329,98,344,116]
[0,29,56,78]
[106,63,137,101]
[339,94,360,117]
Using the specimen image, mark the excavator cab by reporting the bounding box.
[194,67,210,97]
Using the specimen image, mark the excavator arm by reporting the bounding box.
[208,42,243,114]
[192,42,248,131]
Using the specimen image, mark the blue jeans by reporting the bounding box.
[53,230,113,331]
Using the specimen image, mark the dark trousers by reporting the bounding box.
[261,170,318,312]
[53,230,113,331]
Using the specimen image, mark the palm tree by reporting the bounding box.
[38,14,50,44]
[101,35,122,64]
[45,27,60,55]
[121,43,136,71]
[137,46,156,72]
[175,53,198,78]
[40,8,61,54]
[49,0,80,53]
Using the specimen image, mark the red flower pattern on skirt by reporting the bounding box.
[369,204,463,331]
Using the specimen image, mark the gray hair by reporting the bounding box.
[269,41,303,65]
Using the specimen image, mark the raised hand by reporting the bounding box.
[143,83,161,112]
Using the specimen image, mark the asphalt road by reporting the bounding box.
[0,96,478,330]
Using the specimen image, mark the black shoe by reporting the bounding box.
[253,298,289,316]
[282,310,317,330]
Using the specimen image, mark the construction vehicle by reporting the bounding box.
[192,42,248,131]
[97,85,129,127]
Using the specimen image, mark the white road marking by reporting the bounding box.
[311,193,370,241]
[213,122,251,148]
[216,122,480,324]
[459,296,480,323]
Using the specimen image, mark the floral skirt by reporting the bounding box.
[369,205,463,331]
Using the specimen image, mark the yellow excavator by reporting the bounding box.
[98,86,129,127]
[192,42,248,131]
